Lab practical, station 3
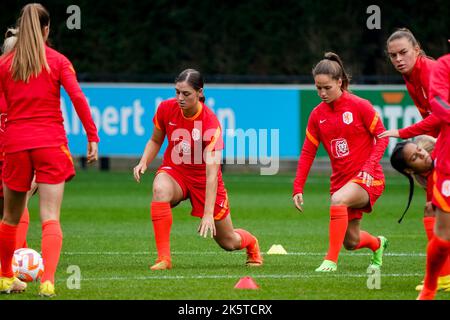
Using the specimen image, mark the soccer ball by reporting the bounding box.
[12,248,44,282]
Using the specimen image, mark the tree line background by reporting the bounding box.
[1,0,449,83]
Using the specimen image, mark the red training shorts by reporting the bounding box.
[343,175,385,221]
[432,171,450,213]
[156,165,230,220]
[0,160,3,197]
[3,145,75,192]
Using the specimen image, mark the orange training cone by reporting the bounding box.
[234,276,259,290]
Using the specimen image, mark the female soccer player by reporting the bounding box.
[417,52,450,300]
[0,4,99,296]
[386,28,438,137]
[0,28,35,251]
[133,69,262,270]
[293,52,389,272]
[389,136,450,292]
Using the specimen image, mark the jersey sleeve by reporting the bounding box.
[430,55,450,123]
[359,99,389,175]
[293,110,319,195]
[152,101,166,133]
[60,55,99,142]
[399,113,442,139]
[204,115,224,152]
[407,84,430,119]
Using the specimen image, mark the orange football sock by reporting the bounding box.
[423,216,450,276]
[40,220,63,284]
[423,235,450,296]
[235,229,256,250]
[16,207,30,249]
[151,202,173,261]
[0,222,18,278]
[324,205,348,263]
[353,230,380,251]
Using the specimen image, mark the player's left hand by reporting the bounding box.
[378,129,399,138]
[358,171,373,187]
[198,215,216,238]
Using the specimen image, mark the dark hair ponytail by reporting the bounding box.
[175,68,205,102]
[390,141,415,223]
[312,52,351,91]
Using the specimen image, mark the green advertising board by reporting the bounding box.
[299,85,421,158]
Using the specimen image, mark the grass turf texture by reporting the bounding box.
[2,170,444,300]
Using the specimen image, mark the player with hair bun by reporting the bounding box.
[386,28,438,136]
[134,68,262,271]
[293,52,389,272]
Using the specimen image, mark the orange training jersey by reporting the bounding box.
[153,98,223,176]
[0,93,6,159]
[0,46,99,153]
[404,55,437,119]
[293,91,389,194]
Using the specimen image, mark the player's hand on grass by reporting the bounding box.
[87,141,98,164]
[198,215,216,238]
[293,193,304,212]
[133,162,147,183]
[378,129,399,138]
[358,171,373,187]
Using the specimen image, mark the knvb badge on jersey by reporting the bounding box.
[167,120,280,175]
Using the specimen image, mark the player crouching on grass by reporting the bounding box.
[133,69,262,270]
[292,52,389,272]
[386,136,450,293]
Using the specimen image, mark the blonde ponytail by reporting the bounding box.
[11,3,50,83]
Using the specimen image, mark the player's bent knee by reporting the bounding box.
[330,193,349,206]
[423,202,435,217]
[215,236,237,251]
[152,184,173,202]
[343,238,359,250]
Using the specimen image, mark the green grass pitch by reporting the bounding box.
[2,170,445,300]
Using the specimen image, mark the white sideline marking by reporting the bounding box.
[74,273,423,282]
[61,251,426,257]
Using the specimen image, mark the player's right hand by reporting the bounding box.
[133,163,147,183]
[293,193,304,212]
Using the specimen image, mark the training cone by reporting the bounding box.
[234,276,259,290]
[267,244,288,255]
